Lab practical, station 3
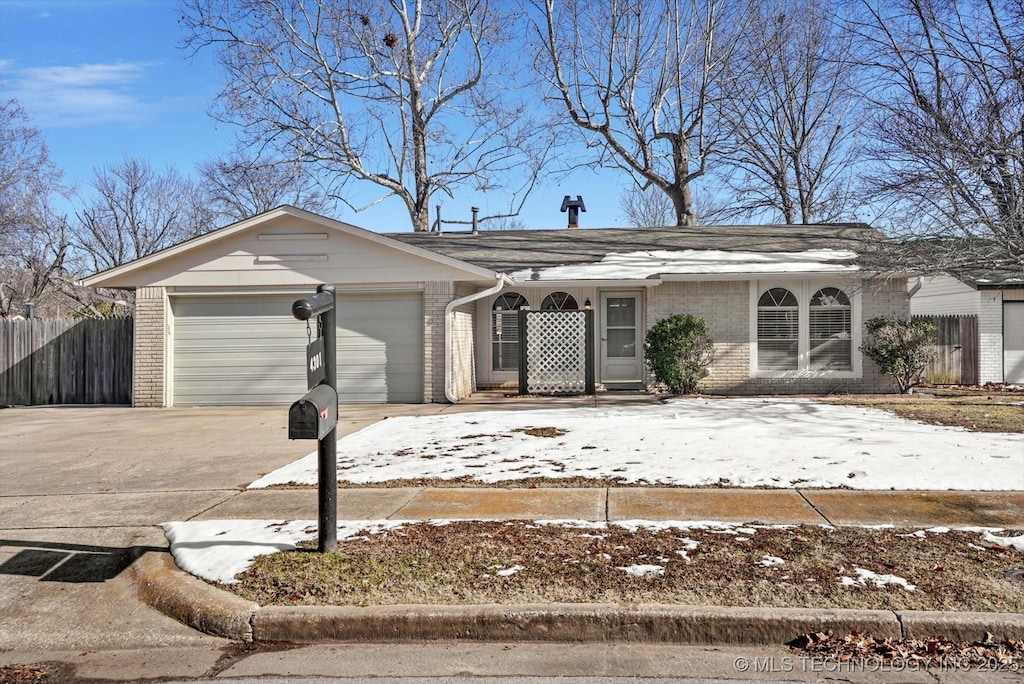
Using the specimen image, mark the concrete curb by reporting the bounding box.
[132,552,1024,645]
[130,552,258,642]
[252,603,901,644]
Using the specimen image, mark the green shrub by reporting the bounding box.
[860,316,938,393]
[644,314,715,394]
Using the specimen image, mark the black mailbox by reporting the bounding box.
[288,384,338,440]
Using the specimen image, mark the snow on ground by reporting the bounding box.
[840,568,917,591]
[250,398,1024,491]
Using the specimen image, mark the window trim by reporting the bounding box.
[748,280,862,379]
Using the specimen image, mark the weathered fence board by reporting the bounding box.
[0,318,133,406]
[911,314,979,385]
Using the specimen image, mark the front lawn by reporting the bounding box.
[228,521,1024,613]
[828,390,1023,433]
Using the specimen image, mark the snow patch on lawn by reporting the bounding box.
[840,568,917,591]
[981,531,1024,552]
[618,564,665,577]
[249,399,1023,491]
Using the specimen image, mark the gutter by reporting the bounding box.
[444,274,510,403]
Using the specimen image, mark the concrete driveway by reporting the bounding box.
[0,403,450,663]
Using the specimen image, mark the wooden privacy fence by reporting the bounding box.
[911,314,979,385]
[0,318,133,406]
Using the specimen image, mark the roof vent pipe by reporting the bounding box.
[471,206,479,234]
[561,195,586,229]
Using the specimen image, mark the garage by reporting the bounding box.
[171,292,423,405]
[1005,301,1024,384]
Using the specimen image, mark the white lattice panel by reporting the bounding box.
[525,311,587,394]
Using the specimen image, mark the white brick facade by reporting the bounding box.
[423,281,452,403]
[978,289,1004,384]
[644,278,909,394]
[133,286,166,407]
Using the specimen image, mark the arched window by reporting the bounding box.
[540,292,579,311]
[809,287,852,370]
[492,292,528,371]
[757,288,798,371]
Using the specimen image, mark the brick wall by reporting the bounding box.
[978,289,1005,384]
[423,281,452,403]
[450,283,477,400]
[133,286,166,407]
[645,278,909,395]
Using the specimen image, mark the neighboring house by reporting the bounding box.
[80,206,909,407]
[909,267,1024,384]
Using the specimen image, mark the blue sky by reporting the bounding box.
[0,0,628,232]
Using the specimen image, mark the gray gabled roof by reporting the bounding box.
[390,223,886,274]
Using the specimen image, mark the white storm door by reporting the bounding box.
[599,291,643,385]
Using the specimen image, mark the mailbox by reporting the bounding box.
[288,384,338,440]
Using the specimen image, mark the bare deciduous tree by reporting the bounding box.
[620,182,729,227]
[850,0,1024,266]
[0,99,76,318]
[619,184,677,227]
[532,0,749,227]
[717,0,864,225]
[182,0,546,232]
[198,151,332,223]
[74,158,212,273]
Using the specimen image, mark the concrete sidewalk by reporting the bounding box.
[195,486,1024,528]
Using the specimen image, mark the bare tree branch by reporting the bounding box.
[716,0,865,225]
[530,0,750,226]
[182,0,549,232]
[849,0,1024,267]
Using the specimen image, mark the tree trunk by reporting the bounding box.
[669,184,697,227]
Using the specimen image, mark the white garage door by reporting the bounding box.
[172,293,423,405]
[1005,302,1024,384]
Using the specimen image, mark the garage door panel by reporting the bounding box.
[173,293,423,405]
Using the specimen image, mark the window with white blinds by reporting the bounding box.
[753,284,858,376]
[492,292,528,371]
[809,287,852,370]
[757,287,799,371]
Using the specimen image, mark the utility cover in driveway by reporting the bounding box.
[172,293,423,405]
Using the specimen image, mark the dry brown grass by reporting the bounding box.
[827,392,1024,433]
[228,522,1024,612]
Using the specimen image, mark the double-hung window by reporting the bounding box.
[753,283,858,376]
[492,292,528,371]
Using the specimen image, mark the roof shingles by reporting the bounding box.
[390,224,884,274]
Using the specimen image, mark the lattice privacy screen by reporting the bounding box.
[522,310,589,394]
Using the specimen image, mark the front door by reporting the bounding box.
[600,291,644,387]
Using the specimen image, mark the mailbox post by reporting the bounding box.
[289,284,338,552]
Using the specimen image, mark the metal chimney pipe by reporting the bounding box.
[560,195,586,229]
[471,207,479,234]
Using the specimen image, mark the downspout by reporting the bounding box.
[908,276,925,299]
[444,274,511,403]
